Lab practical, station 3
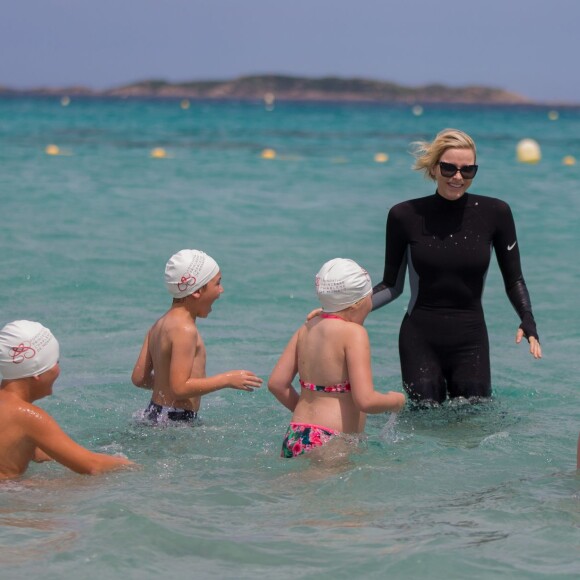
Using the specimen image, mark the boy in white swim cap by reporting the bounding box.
[268,258,405,459]
[0,320,134,479]
[131,249,262,425]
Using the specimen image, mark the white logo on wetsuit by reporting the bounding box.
[507,241,517,251]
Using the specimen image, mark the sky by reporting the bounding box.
[1,0,579,103]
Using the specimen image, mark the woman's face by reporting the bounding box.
[432,147,476,201]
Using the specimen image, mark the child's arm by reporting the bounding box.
[168,325,262,398]
[22,407,135,475]
[32,448,53,463]
[268,330,300,411]
[182,371,262,396]
[131,331,154,389]
[346,326,406,413]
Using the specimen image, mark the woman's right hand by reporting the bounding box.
[306,308,322,321]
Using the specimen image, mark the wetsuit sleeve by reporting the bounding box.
[493,201,539,341]
[372,205,407,311]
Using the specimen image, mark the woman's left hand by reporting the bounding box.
[516,328,542,359]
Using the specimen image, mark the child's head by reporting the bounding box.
[315,258,372,313]
[164,249,220,299]
[0,320,60,382]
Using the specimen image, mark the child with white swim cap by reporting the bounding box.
[268,258,406,459]
[131,249,262,425]
[0,320,134,479]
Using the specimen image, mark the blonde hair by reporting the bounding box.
[412,128,477,181]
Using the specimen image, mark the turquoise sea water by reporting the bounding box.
[0,97,579,579]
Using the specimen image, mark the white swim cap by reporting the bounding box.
[315,258,372,313]
[164,249,220,298]
[0,320,60,380]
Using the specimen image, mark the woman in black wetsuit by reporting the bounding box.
[372,128,542,404]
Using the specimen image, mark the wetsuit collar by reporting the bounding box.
[434,190,469,207]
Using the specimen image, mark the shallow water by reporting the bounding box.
[0,97,579,579]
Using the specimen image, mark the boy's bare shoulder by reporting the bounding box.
[11,395,49,420]
[153,308,197,330]
[160,309,199,339]
[0,393,52,429]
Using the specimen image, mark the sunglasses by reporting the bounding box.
[438,161,478,179]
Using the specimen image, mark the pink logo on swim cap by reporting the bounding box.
[177,274,197,292]
[315,276,320,288]
[10,342,36,364]
[0,321,60,380]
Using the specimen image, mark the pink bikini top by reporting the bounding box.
[299,378,351,393]
[300,312,351,393]
[320,312,343,321]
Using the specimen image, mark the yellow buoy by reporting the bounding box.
[150,147,168,159]
[45,144,61,156]
[60,96,70,107]
[374,152,389,163]
[412,105,424,116]
[562,155,576,166]
[180,99,190,110]
[516,139,541,164]
[261,148,276,159]
[548,110,559,121]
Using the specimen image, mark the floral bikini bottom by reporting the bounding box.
[281,422,339,458]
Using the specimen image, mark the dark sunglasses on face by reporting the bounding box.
[438,161,478,179]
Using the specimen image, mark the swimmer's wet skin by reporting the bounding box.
[0,320,134,479]
[269,258,406,459]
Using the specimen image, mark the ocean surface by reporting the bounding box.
[0,96,578,579]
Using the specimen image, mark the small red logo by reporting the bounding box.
[10,343,36,364]
[177,274,197,292]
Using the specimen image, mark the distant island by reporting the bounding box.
[0,74,531,104]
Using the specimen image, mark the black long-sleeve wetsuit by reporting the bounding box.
[372,191,538,403]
